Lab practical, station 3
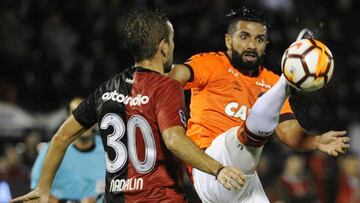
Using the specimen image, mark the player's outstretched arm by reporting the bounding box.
[275,119,350,156]
[11,115,88,202]
[168,64,191,87]
[162,126,246,190]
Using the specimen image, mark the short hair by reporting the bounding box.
[123,9,170,62]
[226,7,268,35]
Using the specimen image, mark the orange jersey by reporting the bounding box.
[184,52,293,148]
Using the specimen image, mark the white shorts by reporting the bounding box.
[192,126,269,203]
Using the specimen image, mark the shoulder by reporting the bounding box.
[259,66,281,83]
[153,76,183,98]
[93,67,134,100]
[104,67,135,90]
[186,52,229,77]
[136,72,182,97]
[187,52,227,65]
[154,75,182,92]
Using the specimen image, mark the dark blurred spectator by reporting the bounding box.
[0,79,17,104]
[273,154,318,203]
[0,7,31,60]
[0,145,30,197]
[307,151,330,203]
[336,153,360,203]
[41,12,78,72]
[21,129,42,168]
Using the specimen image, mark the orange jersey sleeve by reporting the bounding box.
[184,52,226,90]
[281,99,293,115]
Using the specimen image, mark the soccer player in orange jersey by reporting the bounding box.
[169,7,350,203]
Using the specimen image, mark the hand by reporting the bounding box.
[316,130,350,156]
[81,197,97,203]
[216,166,246,190]
[10,188,49,203]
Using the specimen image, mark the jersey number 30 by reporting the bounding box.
[100,113,156,174]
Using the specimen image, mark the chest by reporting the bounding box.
[206,69,273,120]
[209,69,272,101]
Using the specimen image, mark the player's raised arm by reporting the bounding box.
[11,116,88,203]
[162,125,246,190]
[275,119,350,156]
[168,64,191,87]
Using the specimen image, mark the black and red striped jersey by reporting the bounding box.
[73,67,188,203]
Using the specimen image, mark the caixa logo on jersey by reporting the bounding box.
[102,90,149,106]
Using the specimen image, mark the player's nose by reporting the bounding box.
[247,38,256,49]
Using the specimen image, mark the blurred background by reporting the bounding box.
[0,0,360,202]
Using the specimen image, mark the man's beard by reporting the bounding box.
[230,50,263,71]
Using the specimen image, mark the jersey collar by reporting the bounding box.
[133,66,162,75]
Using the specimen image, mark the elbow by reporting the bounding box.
[280,135,307,151]
[285,140,303,150]
[276,120,306,151]
[164,136,177,152]
[51,131,73,150]
[164,134,181,154]
[276,130,303,150]
[162,126,187,154]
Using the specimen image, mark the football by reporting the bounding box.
[281,39,334,92]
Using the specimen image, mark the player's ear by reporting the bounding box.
[159,39,169,58]
[225,34,232,50]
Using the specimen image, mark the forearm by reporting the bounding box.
[275,119,318,151]
[37,116,86,190]
[171,135,222,175]
[280,131,319,151]
[277,119,350,156]
[36,135,70,190]
[163,126,222,176]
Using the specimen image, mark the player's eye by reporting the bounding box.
[239,34,248,40]
[256,37,265,43]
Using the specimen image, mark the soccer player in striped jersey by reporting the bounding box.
[11,9,245,203]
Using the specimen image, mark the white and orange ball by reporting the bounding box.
[281,39,334,92]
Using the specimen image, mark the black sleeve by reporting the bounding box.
[72,92,98,129]
[279,113,295,123]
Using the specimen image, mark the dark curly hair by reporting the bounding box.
[226,7,268,35]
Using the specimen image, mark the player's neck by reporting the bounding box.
[135,59,164,75]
